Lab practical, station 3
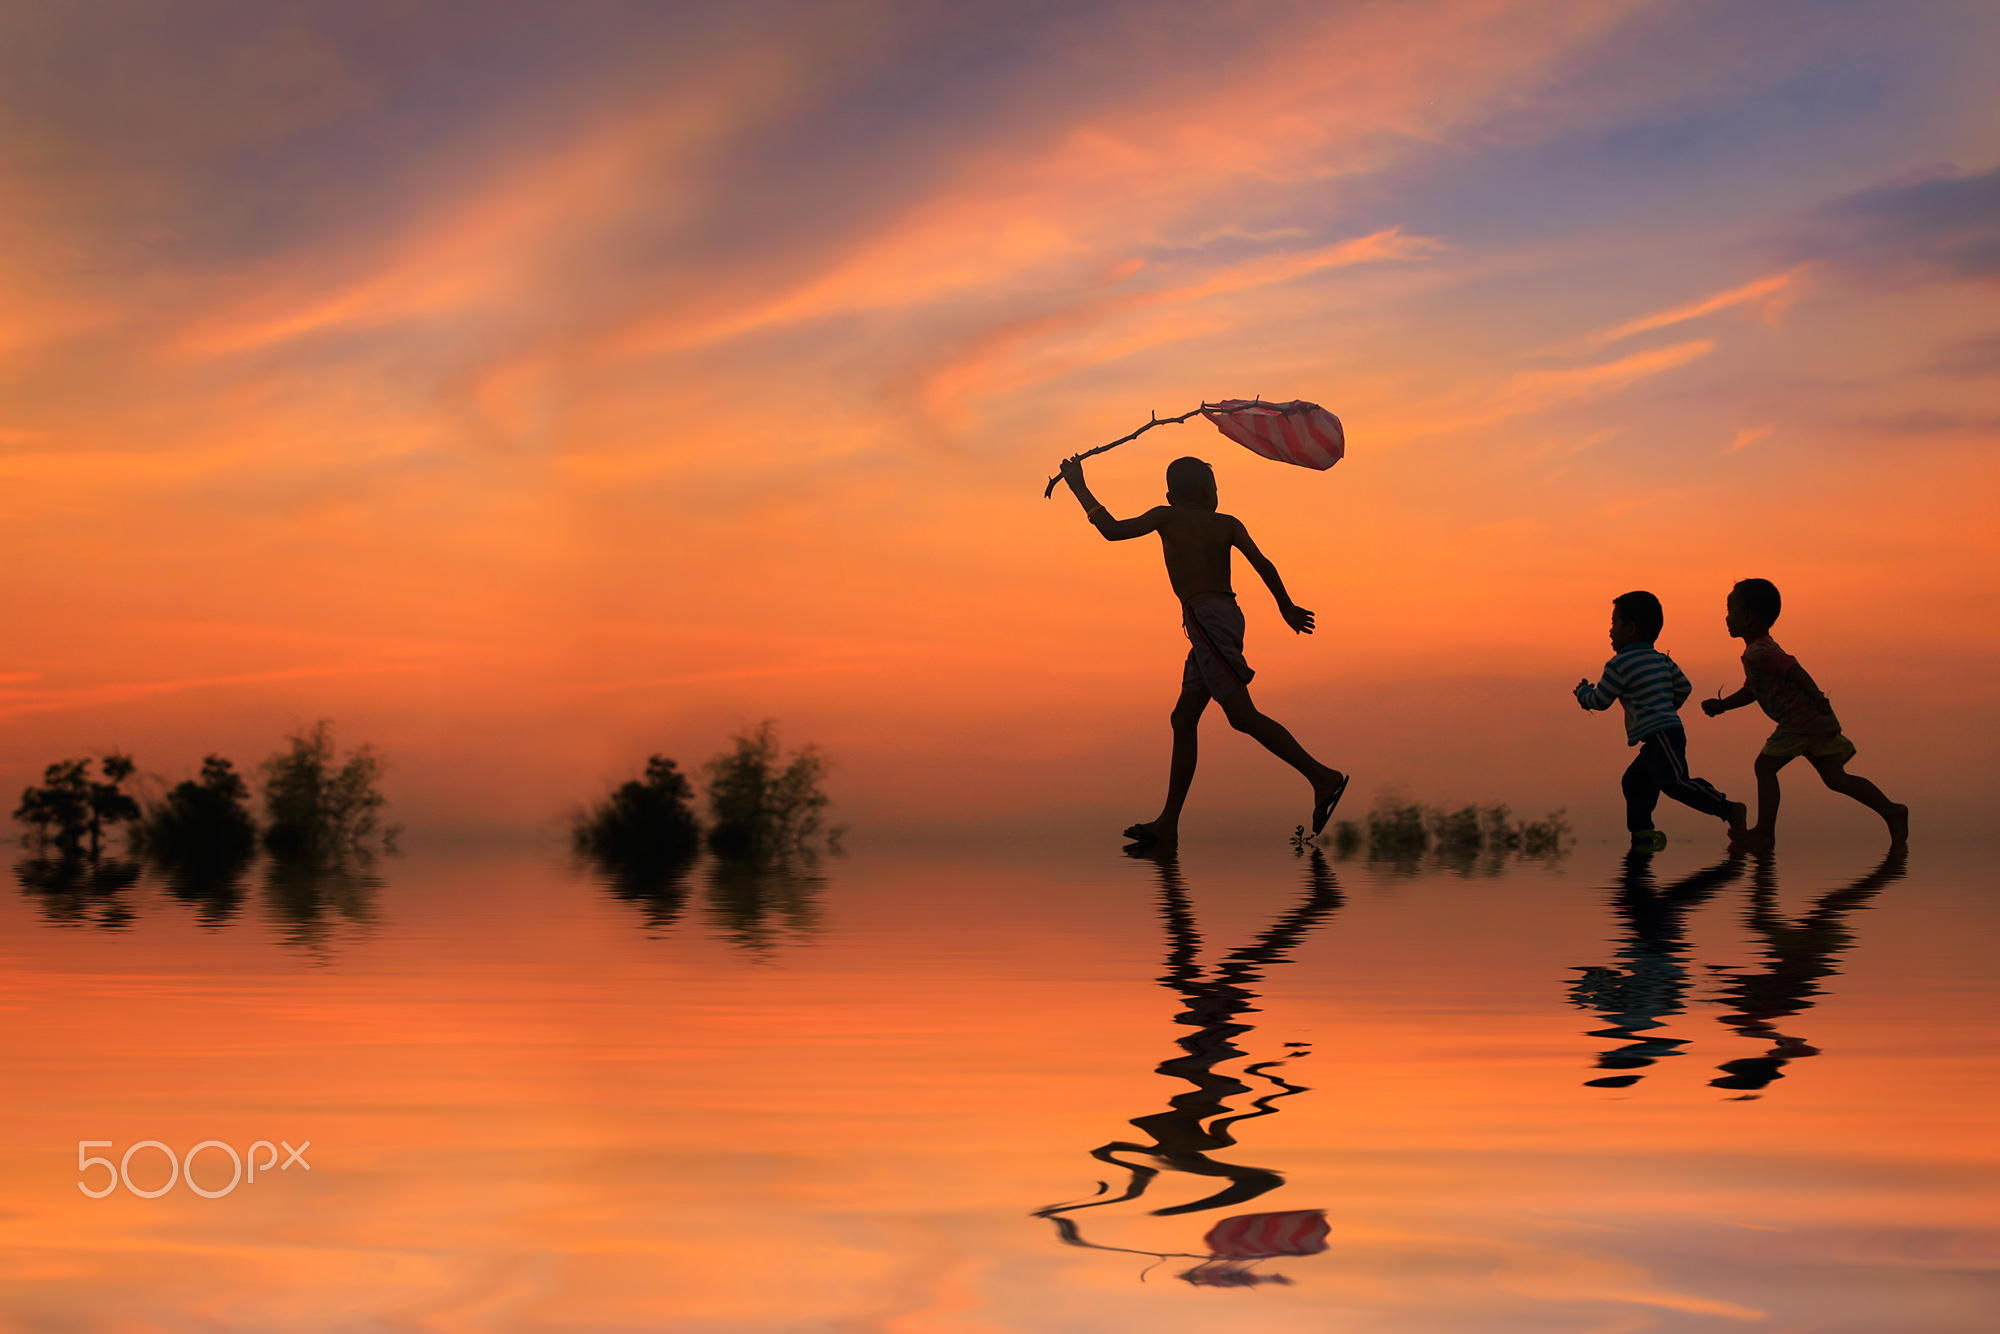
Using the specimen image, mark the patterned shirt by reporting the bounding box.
[1576,641,1691,745]
[1742,636,1841,735]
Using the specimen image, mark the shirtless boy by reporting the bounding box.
[1058,453,1348,847]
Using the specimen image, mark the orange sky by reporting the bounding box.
[3,1,1997,838]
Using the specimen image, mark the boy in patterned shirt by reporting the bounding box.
[1575,590,1747,851]
[1701,578,1908,847]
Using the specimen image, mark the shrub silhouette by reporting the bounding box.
[703,721,830,858]
[575,722,837,883]
[573,755,701,864]
[13,754,140,859]
[1330,798,1571,864]
[260,722,389,859]
[134,755,258,866]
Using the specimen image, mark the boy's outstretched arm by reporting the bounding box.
[1575,663,1622,710]
[1230,519,1314,633]
[1058,456,1165,541]
[1702,679,1756,717]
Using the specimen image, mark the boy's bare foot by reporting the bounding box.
[1886,803,1910,846]
[1724,801,1749,837]
[1310,769,1349,836]
[1123,820,1177,846]
[1734,825,1774,852]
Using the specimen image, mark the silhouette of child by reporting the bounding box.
[1700,578,1908,846]
[1574,590,1747,850]
[1058,453,1348,846]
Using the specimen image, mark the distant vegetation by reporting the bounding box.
[130,755,258,867]
[1324,797,1571,868]
[703,721,833,858]
[572,755,702,865]
[259,722,392,859]
[12,724,393,933]
[574,721,838,870]
[13,755,140,860]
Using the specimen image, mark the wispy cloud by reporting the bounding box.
[1803,163,2000,283]
[909,228,1440,419]
[1851,409,2000,436]
[1588,266,1810,347]
[1921,329,2000,378]
[0,665,418,722]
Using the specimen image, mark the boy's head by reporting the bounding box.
[1609,590,1663,647]
[1727,578,1781,639]
[1165,456,1217,509]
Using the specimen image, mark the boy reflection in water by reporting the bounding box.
[1708,849,1906,1096]
[1571,847,1903,1096]
[1034,848,1341,1286]
[1568,848,1747,1088]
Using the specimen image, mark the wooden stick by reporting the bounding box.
[1041,398,1305,497]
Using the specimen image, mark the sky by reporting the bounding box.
[2,0,1997,841]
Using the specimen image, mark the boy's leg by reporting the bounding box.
[1652,728,1745,831]
[1217,686,1346,813]
[1753,752,1791,840]
[1126,680,1210,842]
[1622,746,1662,836]
[1806,753,1909,842]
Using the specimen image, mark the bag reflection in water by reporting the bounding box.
[1177,1208,1330,1287]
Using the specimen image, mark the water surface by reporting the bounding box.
[2,835,1994,1331]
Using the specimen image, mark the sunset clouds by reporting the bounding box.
[2,0,1996,835]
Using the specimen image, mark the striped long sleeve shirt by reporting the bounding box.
[1575,641,1691,745]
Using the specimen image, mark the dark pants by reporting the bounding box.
[1623,727,1734,833]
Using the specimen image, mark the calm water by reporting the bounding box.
[1,834,1995,1331]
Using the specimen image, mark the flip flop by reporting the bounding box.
[1310,772,1349,836]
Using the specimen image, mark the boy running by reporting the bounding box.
[1058,454,1348,847]
[1575,590,1748,851]
[1701,578,1908,846]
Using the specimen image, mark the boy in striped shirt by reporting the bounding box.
[1574,590,1747,851]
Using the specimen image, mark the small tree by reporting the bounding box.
[13,754,139,859]
[136,755,258,865]
[261,722,388,859]
[704,721,831,858]
[574,755,701,863]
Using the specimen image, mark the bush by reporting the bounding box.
[134,755,258,866]
[1329,796,1572,866]
[704,721,831,858]
[260,722,389,859]
[573,755,701,865]
[573,724,837,890]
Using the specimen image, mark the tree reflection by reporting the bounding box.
[13,855,142,930]
[262,852,381,957]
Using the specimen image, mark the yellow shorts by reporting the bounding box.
[1762,731,1856,761]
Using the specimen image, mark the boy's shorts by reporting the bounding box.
[1182,595,1254,698]
[1762,731,1857,761]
